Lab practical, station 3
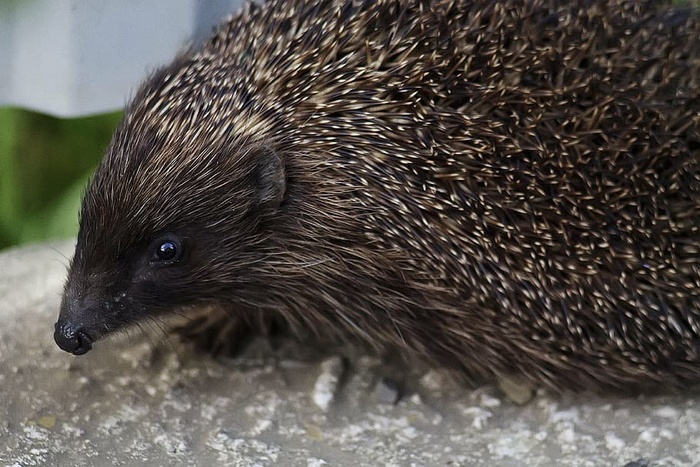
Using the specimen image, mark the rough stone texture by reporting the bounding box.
[1,241,700,466]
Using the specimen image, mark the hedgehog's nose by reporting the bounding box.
[54,321,93,355]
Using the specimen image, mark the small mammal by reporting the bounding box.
[55,0,700,392]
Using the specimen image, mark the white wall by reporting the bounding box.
[0,0,243,117]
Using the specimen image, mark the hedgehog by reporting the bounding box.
[54,0,700,392]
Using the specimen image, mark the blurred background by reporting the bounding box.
[0,108,122,250]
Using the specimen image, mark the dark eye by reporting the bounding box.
[150,235,183,265]
[157,241,178,260]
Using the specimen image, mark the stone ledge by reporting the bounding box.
[0,241,698,466]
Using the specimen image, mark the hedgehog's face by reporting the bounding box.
[54,231,191,355]
[54,131,287,355]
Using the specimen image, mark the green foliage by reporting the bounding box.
[0,108,122,251]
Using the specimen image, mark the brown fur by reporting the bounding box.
[56,0,700,392]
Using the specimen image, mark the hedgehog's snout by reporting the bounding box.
[54,320,94,355]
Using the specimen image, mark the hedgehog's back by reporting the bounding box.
[197,0,700,389]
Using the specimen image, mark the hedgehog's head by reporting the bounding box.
[54,58,287,355]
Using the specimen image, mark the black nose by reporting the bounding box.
[54,321,93,355]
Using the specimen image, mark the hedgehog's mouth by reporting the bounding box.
[54,321,94,355]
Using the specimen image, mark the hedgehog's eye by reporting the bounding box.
[157,241,178,260]
[149,235,183,265]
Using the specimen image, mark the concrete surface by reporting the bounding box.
[1,241,700,466]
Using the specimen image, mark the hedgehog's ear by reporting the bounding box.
[251,147,286,211]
